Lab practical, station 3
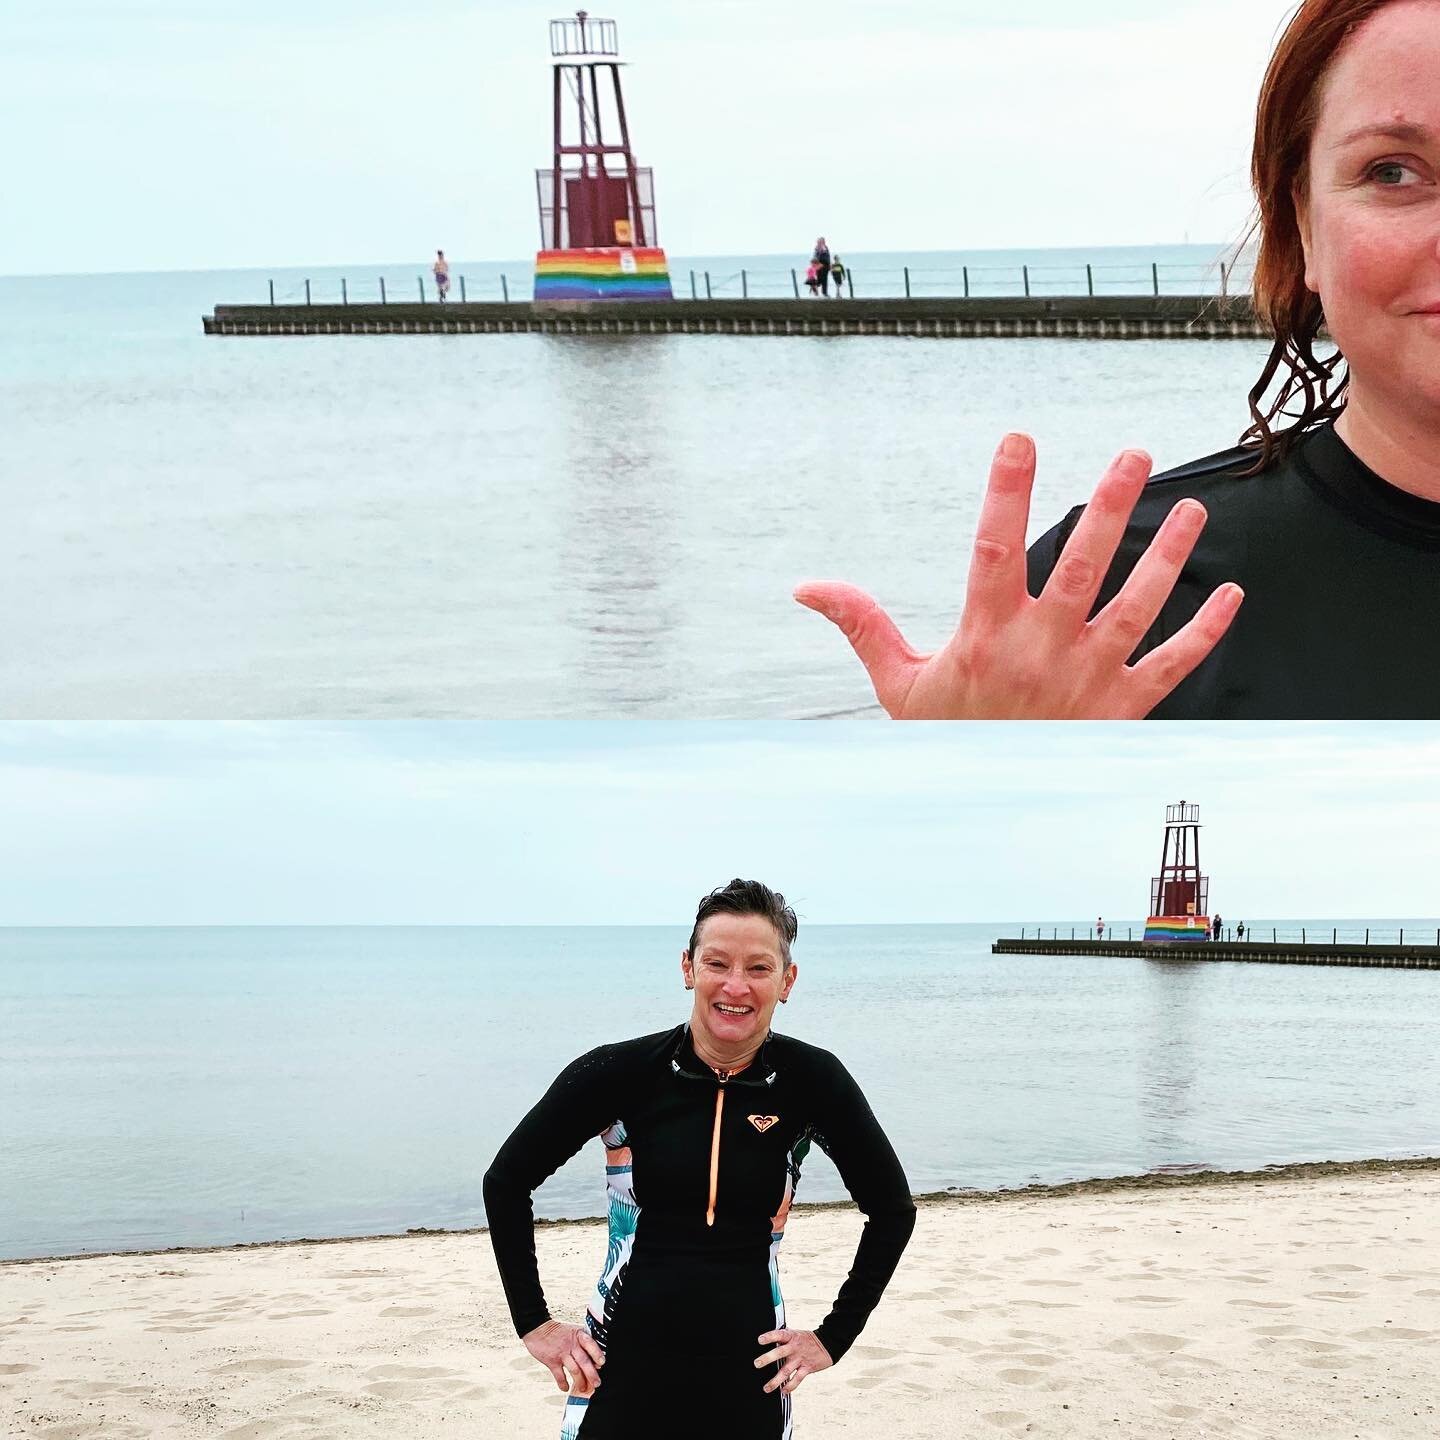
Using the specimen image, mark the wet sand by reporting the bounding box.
[4,1161,1438,1438]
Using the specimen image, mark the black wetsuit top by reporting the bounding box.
[1025,422,1440,719]
[484,1025,916,1439]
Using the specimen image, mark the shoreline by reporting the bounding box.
[9,1152,1438,1268]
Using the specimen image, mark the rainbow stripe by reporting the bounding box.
[1144,916,1212,944]
[534,247,674,301]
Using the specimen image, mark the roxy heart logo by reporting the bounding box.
[748,1114,780,1133]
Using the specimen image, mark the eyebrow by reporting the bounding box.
[1336,121,1433,147]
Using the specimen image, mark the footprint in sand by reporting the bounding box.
[364,1365,462,1380]
[0,1364,37,1374]
[1415,1288,1440,1298]
[1159,1403,1203,1419]
[267,1309,333,1320]
[145,1324,210,1334]
[1252,1325,1307,1337]
[1348,1326,1433,1341]
[51,1325,101,1333]
[1305,1291,1363,1302]
[378,1305,434,1317]
[1228,1299,1292,1310]
[932,1336,982,1351]
[995,1367,1051,1388]
[1115,1295,1182,1306]
[364,1379,469,1400]
[210,1358,311,1375]
[1020,1278,1079,1287]
[1310,1264,1365,1275]
[980,1411,1031,1431]
[1105,1332,1188,1354]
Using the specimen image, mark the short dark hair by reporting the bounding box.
[687,879,798,965]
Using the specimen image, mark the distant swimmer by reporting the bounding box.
[795,0,1440,720]
[433,250,450,302]
[484,879,915,1439]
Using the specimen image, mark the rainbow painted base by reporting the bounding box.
[1144,916,1212,944]
[534,248,674,301]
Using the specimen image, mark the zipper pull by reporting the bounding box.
[706,1086,725,1227]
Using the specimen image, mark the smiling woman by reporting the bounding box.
[482,879,916,1440]
[798,0,1440,720]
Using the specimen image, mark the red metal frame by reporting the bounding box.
[536,11,659,249]
[1149,801,1210,917]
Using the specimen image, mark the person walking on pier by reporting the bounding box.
[812,237,831,296]
[804,261,821,298]
[1096,916,1105,940]
[1236,922,1246,941]
[829,255,847,298]
[1212,914,1223,941]
[433,249,451,302]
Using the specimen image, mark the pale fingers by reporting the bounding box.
[1038,449,1152,621]
[764,1363,805,1395]
[1127,583,1245,712]
[793,581,924,715]
[564,1346,602,1394]
[962,433,1038,625]
[1087,498,1207,667]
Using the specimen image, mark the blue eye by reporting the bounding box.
[1369,160,1420,186]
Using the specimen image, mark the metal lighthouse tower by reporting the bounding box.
[533,11,674,301]
[1144,801,1213,943]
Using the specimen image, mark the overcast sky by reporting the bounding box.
[4,0,1302,276]
[1,722,1435,926]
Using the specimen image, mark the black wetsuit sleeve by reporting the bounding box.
[809,1056,917,1364]
[483,1047,628,1339]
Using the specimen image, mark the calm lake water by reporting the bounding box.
[2,247,1271,719]
[3,921,1438,1261]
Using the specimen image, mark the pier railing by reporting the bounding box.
[261,259,1257,309]
[1018,925,1440,946]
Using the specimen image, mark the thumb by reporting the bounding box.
[793,582,922,716]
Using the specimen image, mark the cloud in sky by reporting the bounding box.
[1,0,1301,274]
[0,721,1435,926]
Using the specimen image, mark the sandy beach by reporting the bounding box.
[4,1161,1437,1439]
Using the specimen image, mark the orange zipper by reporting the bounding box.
[706,1085,725,1226]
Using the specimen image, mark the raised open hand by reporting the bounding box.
[795,434,1244,719]
[522,1318,605,1396]
[755,1326,833,1395]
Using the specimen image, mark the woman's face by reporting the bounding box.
[1299,0,1440,418]
[683,912,796,1058]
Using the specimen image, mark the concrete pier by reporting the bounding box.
[991,938,1440,970]
[203,295,1267,340]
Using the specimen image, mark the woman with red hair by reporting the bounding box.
[799,0,1440,719]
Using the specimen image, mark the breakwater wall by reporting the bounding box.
[203,295,1267,340]
[991,938,1440,970]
